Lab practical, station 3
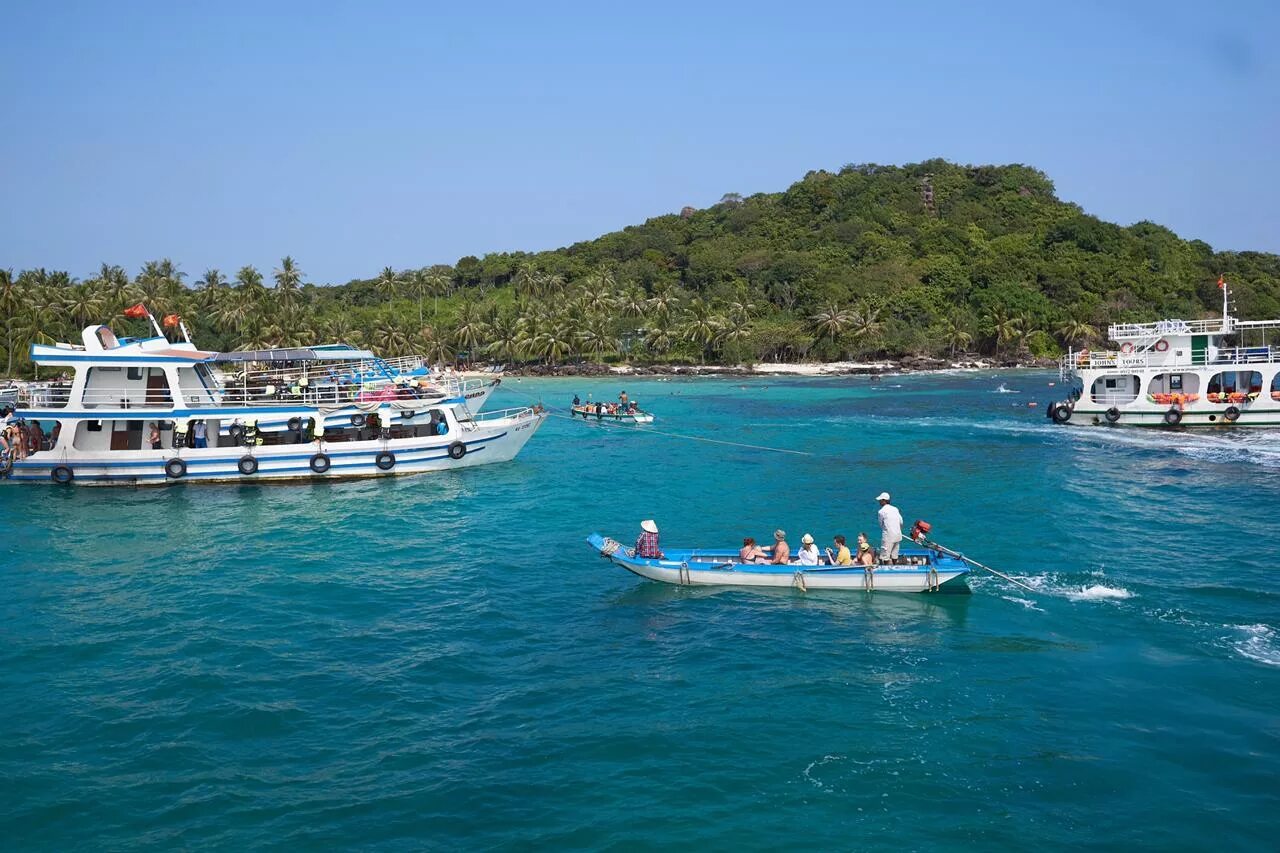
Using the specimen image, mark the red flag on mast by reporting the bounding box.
[1218,275,1226,290]
[162,314,180,328]
[123,303,149,318]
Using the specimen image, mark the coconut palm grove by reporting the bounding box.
[4,158,1279,376]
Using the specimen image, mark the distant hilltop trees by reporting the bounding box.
[2,158,1277,376]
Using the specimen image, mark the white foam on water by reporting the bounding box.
[994,384,1019,394]
[1068,427,1280,471]
[802,754,846,792]
[1065,584,1135,601]
[1001,595,1044,612]
[1228,624,1280,667]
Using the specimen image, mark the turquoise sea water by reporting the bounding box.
[2,371,1279,850]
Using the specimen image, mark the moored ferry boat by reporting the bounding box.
[1052,283,1280,427]
[0,324,544,485]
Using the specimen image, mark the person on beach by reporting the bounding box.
[855,532,876,566]
[826,534,853,566]
[797,534,820,565]
[876,493,903,563]
[635,519,664,559]
[739,537,769,564]
[148,422,162,450]
[770,529,790,564]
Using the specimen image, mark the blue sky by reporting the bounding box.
[1,1,1276,283]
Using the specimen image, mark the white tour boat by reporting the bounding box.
[1052,283,1280,427]
[0,325,544,485]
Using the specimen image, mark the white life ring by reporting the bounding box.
[1154,338,1170,352]
[1120,342,1135,354]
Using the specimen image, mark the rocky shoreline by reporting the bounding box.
[504,356,1056,378]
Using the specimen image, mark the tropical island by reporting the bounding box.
[3,158,1278,378]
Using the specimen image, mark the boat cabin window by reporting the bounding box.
[178,364,218,405]
[1090,374,1140,405]
[1207,371,1263,395]
[84,366,173,409]
[1272,373,1280,402]
[1147,373,1199,395]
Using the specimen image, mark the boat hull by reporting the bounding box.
[571,407,654,424]
[587,534,970,593]
[4,413,544,486]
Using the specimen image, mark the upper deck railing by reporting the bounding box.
[12,379,475,411]
[1061,345,1280,376]
[1107,318,1229,339]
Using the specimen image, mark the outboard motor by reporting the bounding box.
[910,519,932,543]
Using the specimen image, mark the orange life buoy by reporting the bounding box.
[1154,338,1169,352]
[1120,342,1135,354]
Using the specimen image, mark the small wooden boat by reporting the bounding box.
[571,404,654,424]
[587,533,971,593]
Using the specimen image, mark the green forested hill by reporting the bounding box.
[4,159,1279,375]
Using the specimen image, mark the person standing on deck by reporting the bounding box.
[192,420,208,449]
[876,492,903,563]
[635,519,664,559]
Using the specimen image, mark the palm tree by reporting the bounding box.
[196,268,227,291]
[452,303,488,361]
[644,317,676,357]
[64,284,105,329]
[681,297,723,363]
[375,266,402,313]
[647,283,679,321]
[941,315,974,357]
[0,268,18,375]
[617,286,648,320]
[809,304,851,343]
[577,317,618,361]
[485,312,522,364]
[235,265,268,310]
[532,322,575,365]
[373,319,411,357]
[984,310,1022,357]
[849,302,883,345]
[273,256,303,310]
[1055,317,1098,348]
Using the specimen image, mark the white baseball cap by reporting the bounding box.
[876,492,891,502]
[641,519,658,534]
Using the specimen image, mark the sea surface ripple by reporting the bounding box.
[2,372,1278,850]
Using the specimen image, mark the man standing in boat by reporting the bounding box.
[876,492,903,564]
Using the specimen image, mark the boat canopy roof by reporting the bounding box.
[213,345,375,363]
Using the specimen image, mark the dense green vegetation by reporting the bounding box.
[4,159,1279,376]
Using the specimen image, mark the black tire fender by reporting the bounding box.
[164,458,187,479]
[1163,407,1183,426]
[350,413,366,428]
[237,455,258,476]
[448,441,467,460]
[1224,405,1241,422]
[51,465,74,484]
[1104,407,1121,424]
[375,451,396,471]
[309,453,332,473]
[287,416,302,432]
[1051,403,1072,424]
[229,424,246,442]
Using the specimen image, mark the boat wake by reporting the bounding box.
[1067,428,1280,471]
[1226,624,1280,667]
[802,754,846,793]
[1010,573,1136,602]
[993,383,1019,394]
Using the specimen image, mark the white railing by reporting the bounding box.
[1062,346,1280,374]
[464,406,539,423]
[16,382,476,412]
[1108,318,1228,338]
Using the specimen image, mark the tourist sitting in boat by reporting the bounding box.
[27,420,44,453]
[826,534,854,566]
[797,534,820,565]
[572,394,580,406]
[770,529,790,564]
[739,537,769,564]
[635,519,664,559]
[855,532,876,566]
